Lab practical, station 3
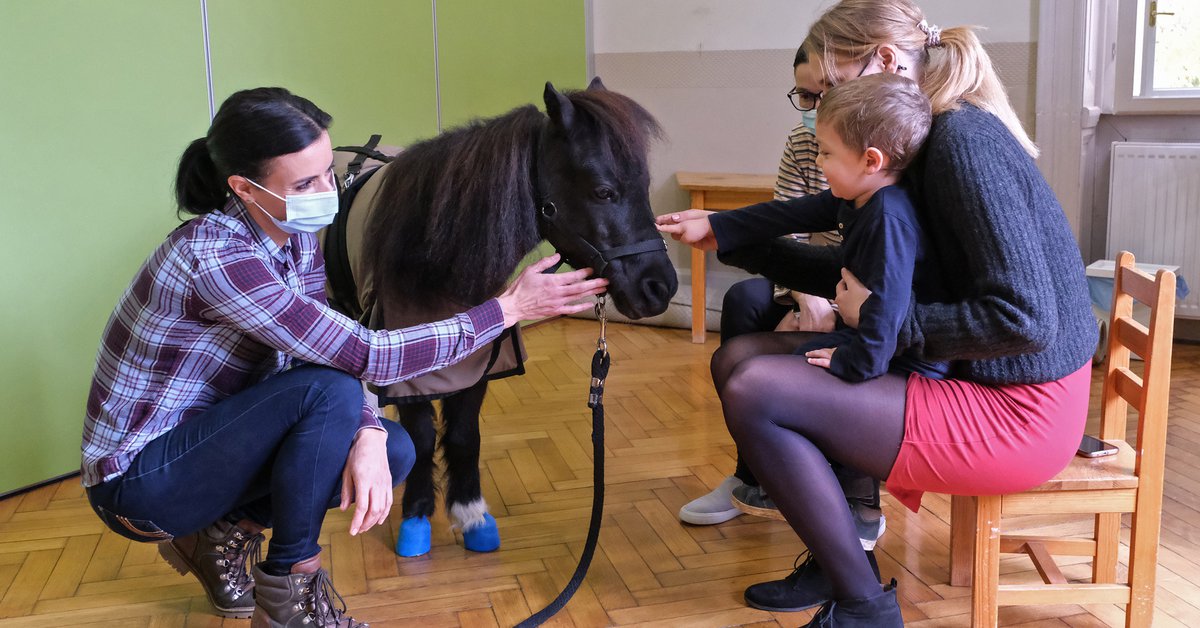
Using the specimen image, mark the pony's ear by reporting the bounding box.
[544,81,575,131]
[587,76,607,91]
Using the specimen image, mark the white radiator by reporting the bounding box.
[1107,141,1200,319]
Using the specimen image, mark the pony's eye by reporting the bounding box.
[594,187,615,201]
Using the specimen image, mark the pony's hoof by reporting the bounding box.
[396,517,431,557]
[462,513,500,553]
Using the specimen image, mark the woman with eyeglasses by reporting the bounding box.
[660,1,1096,624]
[677,44,888,566]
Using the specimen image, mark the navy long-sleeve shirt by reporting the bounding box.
[726,186,949,382]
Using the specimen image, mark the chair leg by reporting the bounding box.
[1126,506,1163,627]
[1093,512,1119,584]
[951,495,976,587]
[971,495,1001,628]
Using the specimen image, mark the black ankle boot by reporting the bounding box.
[744,550,881,612]
[804,579,903,627]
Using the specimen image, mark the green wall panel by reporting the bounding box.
[0,2,210,493]
[436,0,588,128]
[0,0,589,495]
[207,0,438,149]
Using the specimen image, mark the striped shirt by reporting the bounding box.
[773,122,841,246]
[81,200,504,487]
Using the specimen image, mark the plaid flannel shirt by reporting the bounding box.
[81,201,504,486]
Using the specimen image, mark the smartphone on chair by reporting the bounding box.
[1077,434,1119,458]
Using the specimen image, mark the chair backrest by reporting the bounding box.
[1098,251,1176,481]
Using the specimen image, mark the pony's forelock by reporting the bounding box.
[565,88,663,170]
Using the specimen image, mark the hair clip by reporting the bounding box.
[918,19,943,48]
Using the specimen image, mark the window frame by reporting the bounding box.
[1113,0,1200,113]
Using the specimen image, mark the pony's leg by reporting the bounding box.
[395,400,437,556]
[441,380,498,551]
[397,401,438,519]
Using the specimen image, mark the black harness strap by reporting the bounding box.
[536,202,666,277]
[325,159,386,319]
[338,134,384,188]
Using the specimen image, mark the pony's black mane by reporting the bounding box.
[362,88,661,311]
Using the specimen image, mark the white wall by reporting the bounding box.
[595,0,1037,53]
[591,0,1040,322]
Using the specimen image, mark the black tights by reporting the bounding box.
[720,280,880,509]
[719,278,789,485]
[713,331,907,600]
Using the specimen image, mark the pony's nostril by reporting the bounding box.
[644,278,670,302]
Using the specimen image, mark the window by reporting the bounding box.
[1112,0,1200,113]
[1135,0,1200,97]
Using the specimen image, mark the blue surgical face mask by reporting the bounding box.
[800,108,818,130]
[245,175,338,234]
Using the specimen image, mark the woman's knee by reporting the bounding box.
[292,366,363,428]
[711,334,770,391]
[721,360,776,437]
[720,278,781,341]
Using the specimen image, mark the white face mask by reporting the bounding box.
[244,175,338,234]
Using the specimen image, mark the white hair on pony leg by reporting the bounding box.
[449,498,490,531]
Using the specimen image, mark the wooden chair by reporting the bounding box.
[947,251,1176,627]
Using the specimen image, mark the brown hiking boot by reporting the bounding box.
[250,552,368,628]
[158,518,264,618]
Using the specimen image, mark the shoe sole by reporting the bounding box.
[678,507,742,526]
[158,542,254,619]
[731,493,785,521]
[744,594,827,613]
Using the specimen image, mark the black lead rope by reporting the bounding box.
[516,297,610,628]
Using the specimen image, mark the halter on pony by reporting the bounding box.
[531,121,667,277]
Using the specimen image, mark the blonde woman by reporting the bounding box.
[658,1,1096,625]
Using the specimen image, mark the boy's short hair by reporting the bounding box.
[818,73,932,172]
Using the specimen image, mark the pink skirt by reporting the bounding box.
[885,361,1093,512]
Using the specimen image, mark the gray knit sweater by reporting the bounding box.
[712,104,1098,385]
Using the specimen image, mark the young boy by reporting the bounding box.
[793,72,950,382]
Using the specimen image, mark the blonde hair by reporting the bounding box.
[805,0,1038,158]
[820,73,932,173]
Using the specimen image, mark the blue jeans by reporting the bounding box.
[86,365,415,571]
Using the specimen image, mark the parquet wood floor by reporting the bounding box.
[2,318,1199,627]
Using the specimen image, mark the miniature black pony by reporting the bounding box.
[324,77,676,556]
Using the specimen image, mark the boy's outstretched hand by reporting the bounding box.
[656,210,718,251]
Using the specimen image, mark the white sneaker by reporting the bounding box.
[679,476,744,525]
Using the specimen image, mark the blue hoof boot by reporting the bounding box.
[462,513,500,553]
[396,516,431,557]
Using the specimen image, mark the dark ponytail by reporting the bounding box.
[174,138,227,214]
[173,87,333,216]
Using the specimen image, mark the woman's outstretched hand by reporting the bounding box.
[656,209,717,251]
[834,268,871,329]
[496,254,609,327]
